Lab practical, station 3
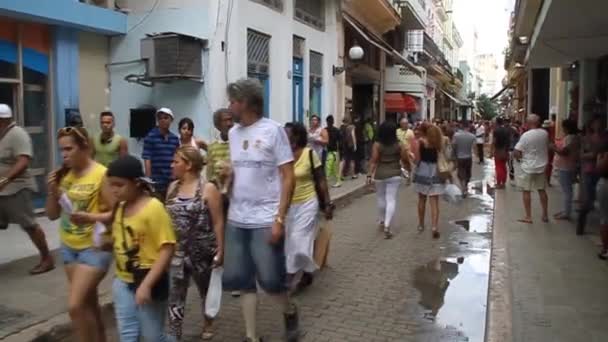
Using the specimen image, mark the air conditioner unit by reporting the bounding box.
[140,33,205,81]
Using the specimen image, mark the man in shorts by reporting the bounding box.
[222,79,299,342]
[514,114,549,224]
[0,104,54,274]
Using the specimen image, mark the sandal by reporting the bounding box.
[417,225,425,232]
[517,218,533,224]
[29,262,55,275]
[431,228,440,239]
[384,228,393,239]
[202,320,214,340]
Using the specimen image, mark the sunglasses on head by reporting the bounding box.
[57,126,88,143]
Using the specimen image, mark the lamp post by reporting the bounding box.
[332,43,364,76]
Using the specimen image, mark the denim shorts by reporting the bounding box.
[222,223,287,294]
[60,244,112,271]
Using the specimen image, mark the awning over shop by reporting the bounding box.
[527,0,608,67]
[490,85,513,101]
[385,93,418,113]
[441,89,465,105]
[0,0,127,35]
[343,13,424,76]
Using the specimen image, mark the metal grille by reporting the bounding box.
[250,0,283,11]
[293,36,305,58]
[294,0,325,30]
[310,51,323,78]
[247,30,270,75]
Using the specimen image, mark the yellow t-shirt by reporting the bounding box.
[292,147,322,204]
[397,128,415,150]
[59,163,107,250]
[112,198,176,283]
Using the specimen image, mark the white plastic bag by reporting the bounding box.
[443,184,462,204]
[205,267,223,318]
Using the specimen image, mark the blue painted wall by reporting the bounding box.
[52,27,79,134]
[0,0,127,35]
[109,4,212,156]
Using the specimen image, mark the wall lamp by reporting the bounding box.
[333,44,364,76]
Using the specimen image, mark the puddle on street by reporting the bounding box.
[413,254,490,342]
[452,214,492,233]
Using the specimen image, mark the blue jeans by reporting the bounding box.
[558,170,575,217]
[222,223,287,294]
[112,278,169,342]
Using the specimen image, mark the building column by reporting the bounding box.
[379,51,386,122]
[578,58,598,127]
[53,26,80,130]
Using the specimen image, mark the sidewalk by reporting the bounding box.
[0,177,367,341]
[487,182,608,342]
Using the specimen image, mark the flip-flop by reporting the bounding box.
[541,217,549,223]
[517,218,533,224]
[29,263,55,275]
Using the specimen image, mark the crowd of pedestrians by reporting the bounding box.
[2,74,608,341]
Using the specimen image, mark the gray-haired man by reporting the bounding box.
[222,79,299,342]
[0,104,54,274]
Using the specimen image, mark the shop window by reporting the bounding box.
[247,29,271,117]
[294,0,325,31]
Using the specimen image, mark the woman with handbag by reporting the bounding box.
[412,123,446,239]
[284,122,333,292]
[106,155,176,342]
[366,121,411,239]
[166,146,225,341]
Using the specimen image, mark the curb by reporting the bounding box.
[484,191,513,342]
[2,294,114,342]
[5,183,369,342]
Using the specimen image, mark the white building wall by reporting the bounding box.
[216,0,340,124]
[108,0,340,157]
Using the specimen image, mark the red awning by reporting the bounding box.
[385,93,418,113]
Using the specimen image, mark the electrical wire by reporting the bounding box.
[127,0,161,33]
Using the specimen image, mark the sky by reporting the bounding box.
[452,0,514,92]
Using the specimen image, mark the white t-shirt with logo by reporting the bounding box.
[515,128,549,174]
[228,118,294,228]
[475,125,486,144]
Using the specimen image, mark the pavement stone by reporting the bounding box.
[489,178,608,342]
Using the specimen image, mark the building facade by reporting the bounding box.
[0,0,126,207]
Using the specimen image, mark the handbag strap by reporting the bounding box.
[0,122,16,142]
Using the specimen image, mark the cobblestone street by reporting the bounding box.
[172,164,495,342]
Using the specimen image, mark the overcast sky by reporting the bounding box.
[453,0,514,86]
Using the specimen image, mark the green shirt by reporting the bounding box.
[93,132,123,167]
[206,139,230,181]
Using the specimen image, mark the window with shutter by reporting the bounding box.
[250,0,283,12]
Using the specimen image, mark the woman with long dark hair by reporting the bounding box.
[412,123,446,239]
[284,122,332,290]
[366,121,411,238]
[46,126,112,342]
[178,118,207,151]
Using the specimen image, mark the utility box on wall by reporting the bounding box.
[141,33,205,81]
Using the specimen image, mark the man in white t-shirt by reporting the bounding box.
[222,78,298,342]
[514,114,549,224]
[475,121,486,164]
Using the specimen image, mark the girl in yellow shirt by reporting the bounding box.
[106,155,176,341]
[46,126,112,342]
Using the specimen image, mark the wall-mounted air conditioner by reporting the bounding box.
[140,33,206,81]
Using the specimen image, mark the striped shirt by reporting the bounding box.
[142,127,179,191]
[206,138,230,182]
